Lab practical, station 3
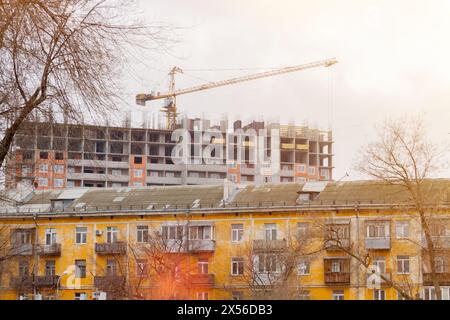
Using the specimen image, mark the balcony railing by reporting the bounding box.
[10,276,33,290]
[10,244,33,256]
[324,272,351,285]
[423,273,450,286]
[188,239,216,252]
[324,239,350,251]
[253,240,287,253]
[189,274,215,286]
[365,237,391,250]
[94,276,126,290]
[35,275,60,287]
[421,236,450,249]
[95,242,127,255]
[36,243,61,256]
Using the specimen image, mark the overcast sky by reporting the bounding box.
[122,0,450,180]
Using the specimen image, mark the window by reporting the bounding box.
[189,225,212,240]
[133,182,143,187]
[231,224,244,242]
[75,260,86,278]
[19,260,29,276]
[112,169,122,176]
[373,256,386,273]
[38,177,48,187]
[423,287,450,300]
[308,166,316,175]
[197,292,209,300]
[136,225,149,243]
[45,228,56,245]
[320,169,329,179]
[332,290,344,300]
[22,165,31,174]
[373,289,386,300]
[134,169,143,177]
[39,164,48,173]
[67,167,76,174]
[366,223,389,238]
[327,224,350,240]
[298,260,310,275]
[54,179,64,188]
[258,254,277,273]
[55,152,64,160]
[198,259,209,274]
[106,226,118,243]
[295,177,307,183]
[14,230,31,245]
[436,256,446,273]
[396,221,409,239]
[299,290,311,300]
[162,225,184,240]
[297,223,309,239]
[54,165,64,174]
[331,260,341,273]
[74,293,87,300]
[136,259,148,276]
[264,223,277,241]
[134,156,143,164]
[39,152,48,159]
[75,227,87,244]
[106,259,117,276]
[397,255,410,274]
[45,260,56,276]
[263,176,272,183]
[297,164,306,173]
[231,257,244,276]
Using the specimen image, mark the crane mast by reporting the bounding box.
[136,58,337,130]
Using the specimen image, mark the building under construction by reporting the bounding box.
[5,117,333,191]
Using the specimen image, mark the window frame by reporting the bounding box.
[231,257,244,276]
[231,224,244,243]
[75,227,87,245]
[136,225,149,243]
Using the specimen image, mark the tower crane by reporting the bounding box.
[136,58,337,130]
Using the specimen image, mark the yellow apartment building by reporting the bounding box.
[0,181,449,300]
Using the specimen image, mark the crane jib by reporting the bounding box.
[144,58,337,101]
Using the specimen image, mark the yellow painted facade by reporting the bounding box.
[1,204,447,300]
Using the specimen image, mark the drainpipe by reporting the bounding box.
[355,205,360,300]
[32,213,39,299]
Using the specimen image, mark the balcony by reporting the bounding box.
[94,276,126,290]
[36,243,61,256]
[35,275,60,287]
[366,272,392,287]
[365,237,391,250]
[95,242,127,255]
[189,274,215,287]
[423,273,450,286]
[188,239,216,252]
[10,276,33,290]
[324,239,350,251]
[422,236,450,249]
[253,240,287,253]
[324,272,351,286]
[10,244,33,256]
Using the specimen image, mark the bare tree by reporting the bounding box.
[127,220,212,300]
[236,226,322,300]
[355,115,449,299]
[0,0,172,170]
